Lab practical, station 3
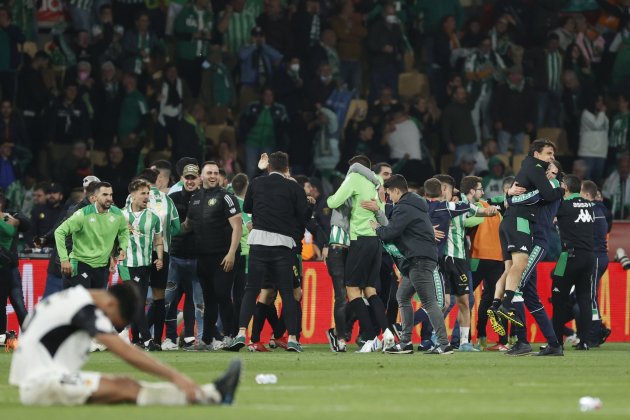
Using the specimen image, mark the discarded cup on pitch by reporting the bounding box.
[579,396,602,412]
[255,374,278,384]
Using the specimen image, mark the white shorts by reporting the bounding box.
[19,370,101,406]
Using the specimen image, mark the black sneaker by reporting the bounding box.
[145,339,162,352]
[487,308,506,336]
[355,336,366,348]
[326,328,338,352]
[496,304,524,327]
[417,339,433,352]
[534,344,564,356]
[385,342,413,354]
[574,342,589,351]
[600,327,611,345]
[426,345,454,355]
[505,341,532,356]
[213,359,242,405]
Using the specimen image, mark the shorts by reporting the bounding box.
[65,261,108,289]
[345,236,382,289]
[150,252,169,289]
[441,256,471,297]
[19,370,101,406]
[499,215,533,261]
[262,250,302,289]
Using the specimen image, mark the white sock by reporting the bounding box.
[460,327,470,345]
[136,381,220,406]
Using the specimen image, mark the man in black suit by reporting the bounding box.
[228,151,308,352]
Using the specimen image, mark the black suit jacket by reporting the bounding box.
[243,173,308,239]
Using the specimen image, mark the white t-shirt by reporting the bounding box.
[9,287,115,386]
[387,119,423,161]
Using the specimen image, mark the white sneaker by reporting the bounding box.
[210,338,227,350]
[382,328,395,351]
[161,338,179,351]
[359,339,376,353]
[222,336,233,347]
[566,334,579,346]
[90,340,107,352]
[0,334,6,346]
[373,337,383,352]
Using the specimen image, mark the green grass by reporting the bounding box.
[1,344,630,419]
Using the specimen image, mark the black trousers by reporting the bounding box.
[473,259,505,341]
[197,253,236,342]
[239,245,298,336]
[64,261,109,289]
[551,249,595,344]
[0,266,12,332]
[326,246,348,339]
[231,254,248,337]
[127,266,152,342]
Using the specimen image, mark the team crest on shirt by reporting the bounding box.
[208,198,217,206]
[109,216,116,222]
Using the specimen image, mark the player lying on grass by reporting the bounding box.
[8,283,241,406]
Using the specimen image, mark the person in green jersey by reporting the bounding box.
[231,173,250,339]
[128,168,180,348]
[55,182,129,289]
[327,155,396,353]
[119,179,164,351]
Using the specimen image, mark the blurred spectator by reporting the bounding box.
[310,29,341,84]
[238,87,288,176]
[32,182,47,207]
[432,15,460,106]
[609,93,630,158]
[112,0,147,30]
[174,102,208,164]
[123,11,161,75]
[596,0,630,38]
[442,86,476,164]
[343,120,375,164]
[612,35,630,87]
[217,140,242,175]
[0,98,28,149]
[489,14,518,59]
[174,0,214,95]
[91,61,123,149]
[292,0,323,62]
[25,183,64,246]
[238,26,283,100]
[47,81,92,146]
[0,6,25,101]
[461,17,484,49]
[156,63,191,151]
[312,106,340,184]
[0,141,16,190]
[368,86,398,134]
[575,15,604,66]
[464,36,505,144]
[562,69,588,152]
[200,45,235,123]
[53,140,89,187]
[482,155,508,199]
[330,0,367,92]
[257,0,292,55]
[473,139,499,175]
[551,15,576,51]
[67,0,95,32]
[579,93,609,185]
[218,0,262,55]
[95,144,132,207]
[563,42,595,90]
[92,5,125,66]
[307,62,338,107]
[6,170,36,215]
[526,33,563,128]
[572,158,588,180]
[413,0,463,38]
[408,95,441,149]
[609,18,630,54]
[118,72,149,170]
[602,154,630,219]
[491,65,536,154]
[384,105,428,184]
[366,4,404,101]
[449,154,476,189]
[150,159,172,193]
[307,176,330,234]
[16,51,51,150]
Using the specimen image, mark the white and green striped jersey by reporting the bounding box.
[445,196,477,259]
[120,207,162,267]
[329,225,351,246]
[126,187,180,253]
[220,0,263,53]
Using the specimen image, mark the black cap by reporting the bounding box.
[47,183,64,194]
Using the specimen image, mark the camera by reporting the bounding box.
[616,248,630,271]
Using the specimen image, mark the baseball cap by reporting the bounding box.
[83,175,100,188]
[47,183,64,194]
[182,164,199,178]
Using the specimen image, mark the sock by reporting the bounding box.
[153,299,165,344]
[491,298,501,310]
[501,290,515,309]
[250,302,267,343]
[136,381,220,406]
[348,298,376,340]
[460,327,470,345]
[266,304,286,338]
[367,295,391,334]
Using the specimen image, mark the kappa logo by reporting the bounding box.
[520,246,528,252]
[208,198,217,206]
[109,216,116,222]
[574,209,594,223]
[230,208,236,214]
[553,287,560,292]
[89,217,96,223]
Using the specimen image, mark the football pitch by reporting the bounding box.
[1,344,630,419]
